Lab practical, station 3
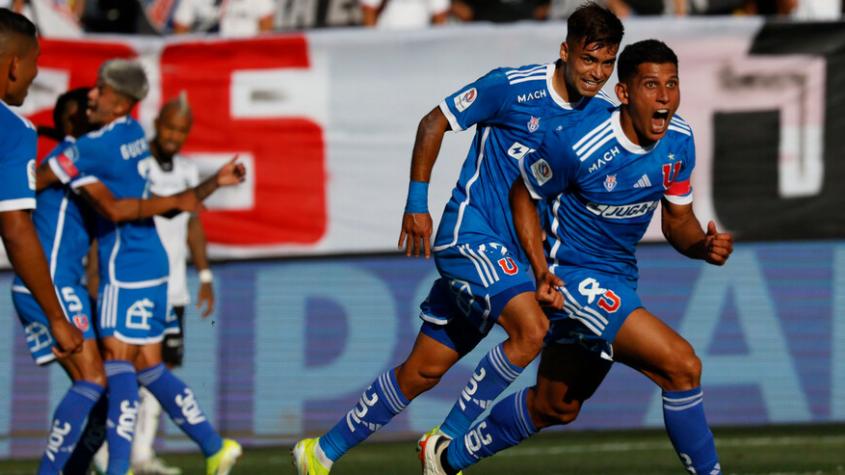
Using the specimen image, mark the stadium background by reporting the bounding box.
[1,12,844,470]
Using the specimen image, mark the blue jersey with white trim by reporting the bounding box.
[0,100,37,213]
[47,116,169,286]
[12,139,95,290]
[434,62,616,262]
[520,106,696,282]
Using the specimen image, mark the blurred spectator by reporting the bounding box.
[2,0,84,36]
[791,0,842,19]
[451,0,549,23]
[738,0,797,15]
[82,0,157,33]
[172,0,275,37]
[360,0,449,29]
[277,0,361,30]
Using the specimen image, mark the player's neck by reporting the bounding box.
[553,61,580,105]
[619,109,656,148]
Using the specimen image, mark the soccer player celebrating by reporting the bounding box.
[423,39,730,475]
[292,4,623,474]
[37,59,244,475]
[131,93,216,475]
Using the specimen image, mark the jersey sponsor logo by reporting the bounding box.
[174,388,207,425]
[116,399,138,442]
[587,146,621,174]
[25,322,53,353]
[507,142,534,160]
[126,298,155,330]
[464,421,494,457]
[527,116,540,133]
[497,257,519,275]
[346,387,380,433]
[120,137,149,160]
[454,87,477,112]
[530,159,553,186]
[27,159,36,190]
[44,420,72,462]
[73,314,90,332]
[517,89,547,103]
[633,174,652,189]
[458,368,487,411]
[586,200,659,219]
[603,174,618,192]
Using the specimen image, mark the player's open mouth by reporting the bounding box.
[651,109,670,132]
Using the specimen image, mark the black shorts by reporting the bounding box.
[162,306,185,367]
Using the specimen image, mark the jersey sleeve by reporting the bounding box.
[0,127,37,211]
[518,126,579,201]
[439,69,510,132]
[48,136,108,189]
[664,131,696,205]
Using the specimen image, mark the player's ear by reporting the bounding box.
[7,55,19,83]
[615,82,629,105]
[560,41,569,62]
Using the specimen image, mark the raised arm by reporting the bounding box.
[397,106,451,258]
[76,181,197,223]
[661,200,732,265]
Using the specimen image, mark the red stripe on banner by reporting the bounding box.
[161,36,327,246]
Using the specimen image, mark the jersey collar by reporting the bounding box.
[610,109,659,155]
[546,63,583,110]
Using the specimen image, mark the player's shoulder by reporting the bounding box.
[173,154,199,174]
[665,113,694,147]
[0,100,36,132]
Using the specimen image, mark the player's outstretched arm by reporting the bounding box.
[77,181,200,223]
[398,106,451,258]
[187,215,214,318]
[661,200,733,265]
[0,210,83,357]
[510,178,563,309]
[192,155,246,201]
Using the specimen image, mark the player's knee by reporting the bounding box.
[534,396,582,426]
[663,344,701,390]
[510,316,548,354]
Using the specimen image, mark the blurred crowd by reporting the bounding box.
[0,0,841,36]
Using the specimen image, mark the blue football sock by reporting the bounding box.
[319,369,409,462]
[64,394,107,474]
[37,381,104,475]
[662,388,721,474]
[441,343,524,439]
[105,360,138,475]
[446,388,536,471]
[138,363,222,457]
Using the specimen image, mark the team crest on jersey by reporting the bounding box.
[527,116,540,133]
[454,88,478,112]
[73,314,90,332]
[531,159,553,185]
[603,174,617,192]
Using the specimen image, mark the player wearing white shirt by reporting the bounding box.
[360,0,450,29]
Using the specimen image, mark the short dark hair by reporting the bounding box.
[0,8,37,44]
[617,39,678,83]
[53,88,89,133]
[566,2,624,48]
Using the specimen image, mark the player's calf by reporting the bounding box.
[529,390,582,428]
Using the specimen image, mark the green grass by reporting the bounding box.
[3,424,844,474]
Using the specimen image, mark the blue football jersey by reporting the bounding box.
[520,107,696,282]
[12,138,95,290]
[433,62,616,261]
[0,100,37,212]
[47,116,169,286]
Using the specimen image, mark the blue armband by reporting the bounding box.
[404,180,429,213]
